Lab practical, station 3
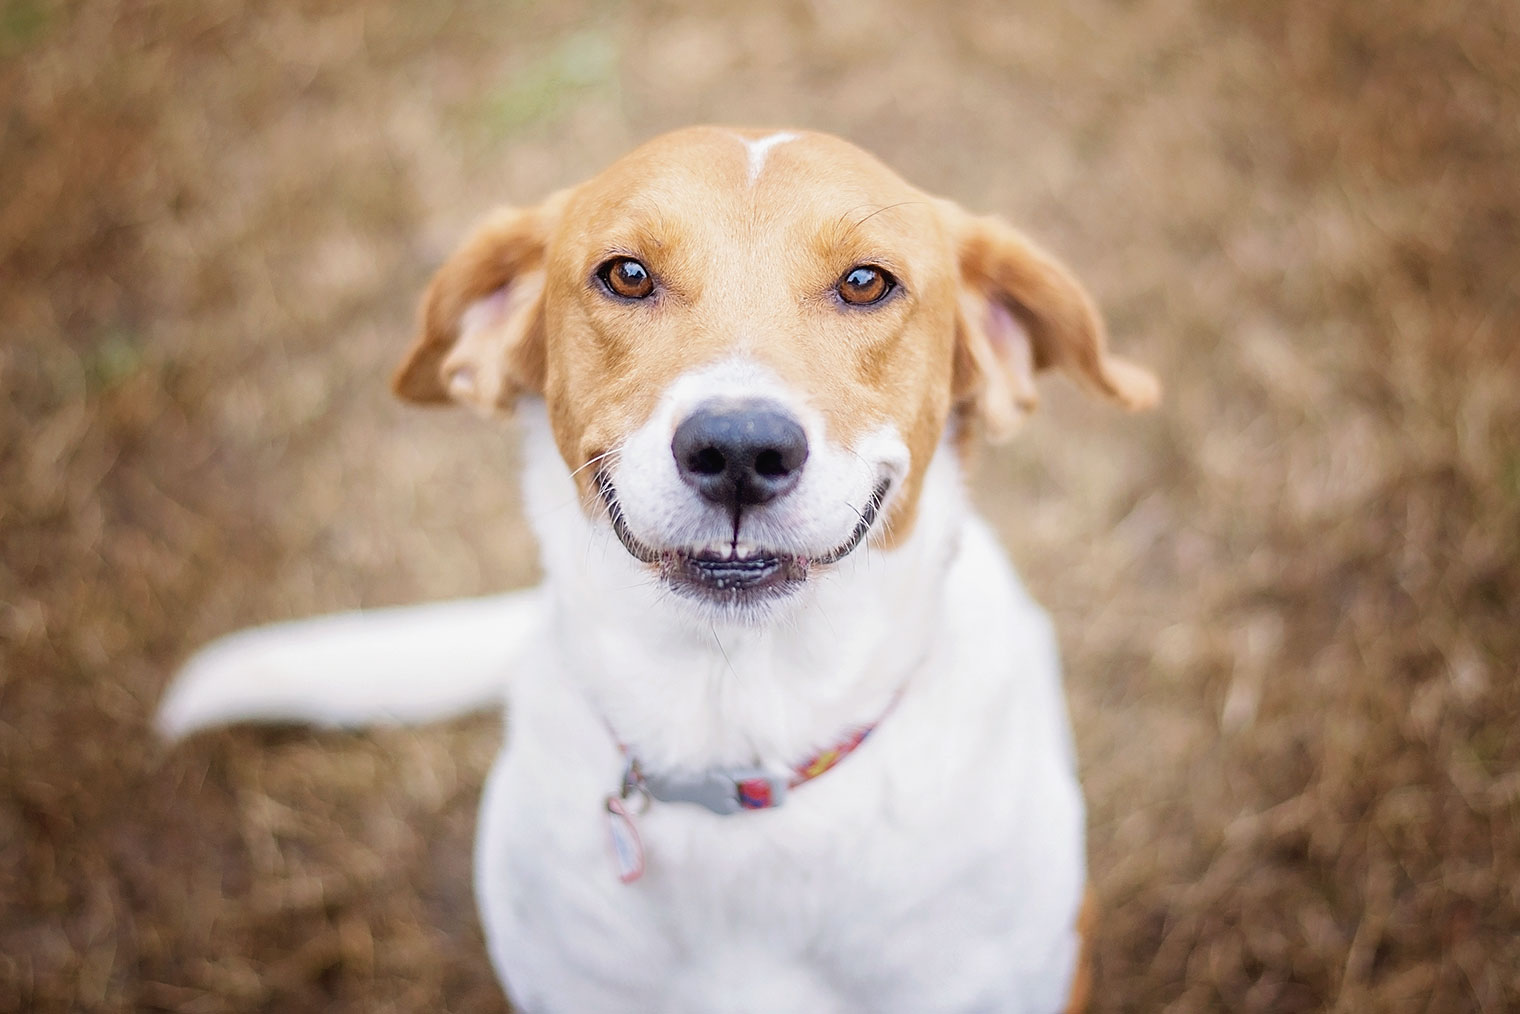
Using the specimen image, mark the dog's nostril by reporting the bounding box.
[754,449,786,478]
[690,447,727,476]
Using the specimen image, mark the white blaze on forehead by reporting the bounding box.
[736,131,798,186]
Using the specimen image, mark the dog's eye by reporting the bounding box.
[836,265,895,306]
[598,257,655,300]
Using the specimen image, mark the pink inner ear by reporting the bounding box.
[441,284,516,413]
[984,299,1039,412]
[459,286,512,334]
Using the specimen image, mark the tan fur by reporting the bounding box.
[1064,889,1098,1014]
[391,196,566,407]
[949,207,1160,440]
[393,126,1157,546]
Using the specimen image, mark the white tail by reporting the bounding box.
[157,587,546,739]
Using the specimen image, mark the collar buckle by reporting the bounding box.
[618,758,652,814]
[641,766,789,815]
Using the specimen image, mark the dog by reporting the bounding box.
[159,126,1158,1013]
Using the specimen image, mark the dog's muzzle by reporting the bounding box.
[594,470,890,604]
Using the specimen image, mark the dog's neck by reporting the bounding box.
[518,402,968,774]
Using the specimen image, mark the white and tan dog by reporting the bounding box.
[160,127,1157,1014]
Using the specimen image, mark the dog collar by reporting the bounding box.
[621,721,878,814]
[603,696,898,883]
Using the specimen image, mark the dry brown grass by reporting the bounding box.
[3,1,1517,1011]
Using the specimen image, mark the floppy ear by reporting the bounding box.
[950,210,1159,441]
[392,195,565,415]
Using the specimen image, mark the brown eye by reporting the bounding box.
[837,265,894,306]
[598,257,655,300]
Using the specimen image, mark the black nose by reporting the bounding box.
[672,402,809,513]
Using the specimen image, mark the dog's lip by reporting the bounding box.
[811,479,890,566]
[677,553,802,595]
[595,470,663,565]
[593,470,891,574]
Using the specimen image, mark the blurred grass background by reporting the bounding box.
[2,1,1517,1011]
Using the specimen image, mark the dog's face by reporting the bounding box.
[394,127,1156,617]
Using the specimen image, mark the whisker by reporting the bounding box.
[845,200,925,237]
[710,622,738,680]
[569,446,622,483]
[543,447,625,516]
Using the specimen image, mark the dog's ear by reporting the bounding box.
[393,194,568,415]
[948,208,1159,441]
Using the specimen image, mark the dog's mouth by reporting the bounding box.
[594,470,890,604]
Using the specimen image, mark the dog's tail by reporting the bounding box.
[156,587,546,739]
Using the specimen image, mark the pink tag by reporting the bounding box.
[605,796,645,884]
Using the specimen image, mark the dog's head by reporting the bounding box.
[394,127,1156,617]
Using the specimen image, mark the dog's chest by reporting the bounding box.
[473,591,1085,1014]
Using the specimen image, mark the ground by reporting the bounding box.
[2,1,1518,1011]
